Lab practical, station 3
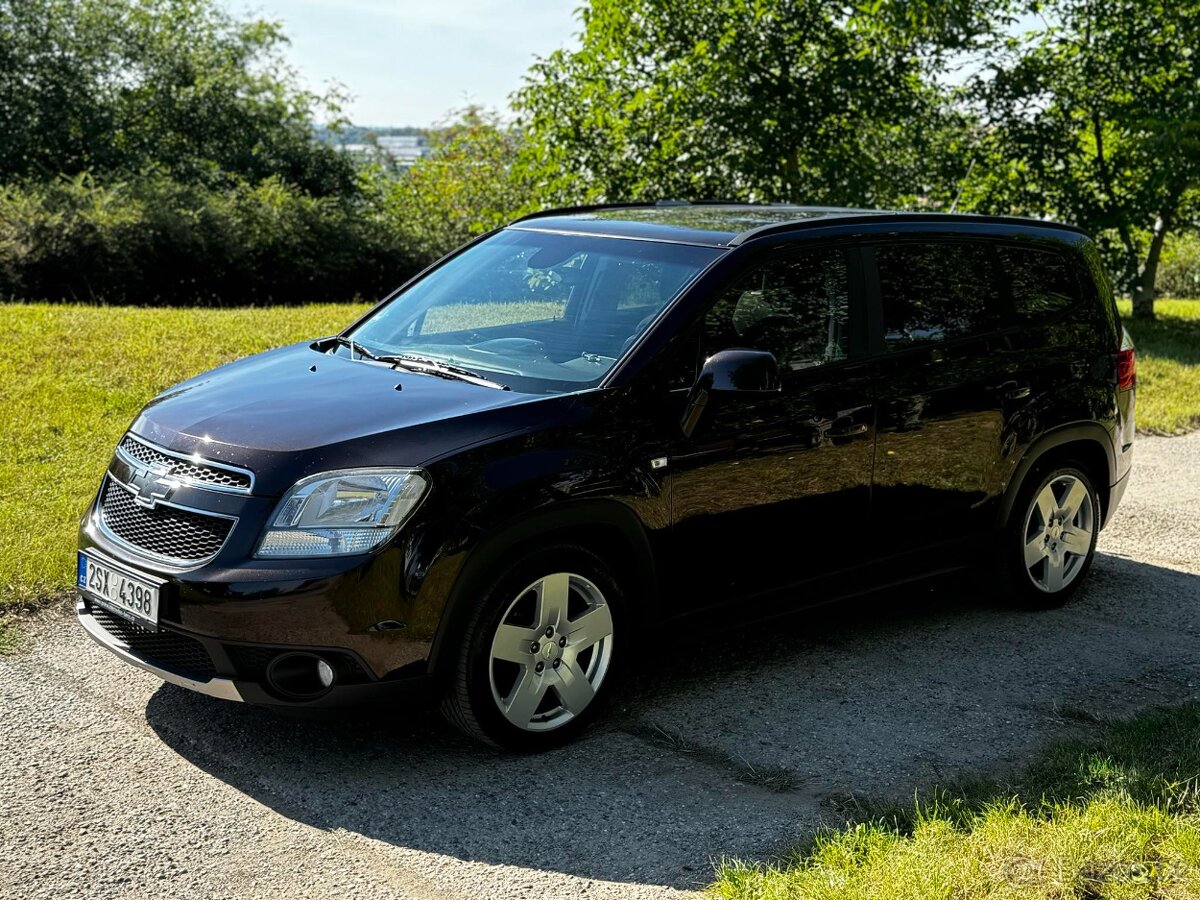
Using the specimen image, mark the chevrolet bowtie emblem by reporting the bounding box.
[128,463,180,509]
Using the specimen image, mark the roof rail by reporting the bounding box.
[729,210,892,245]
[510,203,1089,244]
[510,199,790,224]
[728,211,1088,246]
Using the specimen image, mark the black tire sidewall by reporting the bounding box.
[458,544,623,752]
[1005,464,1100,608]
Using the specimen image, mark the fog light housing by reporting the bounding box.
[316,659,335,689]
[266,652,337,699]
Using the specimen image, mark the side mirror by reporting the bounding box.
[681,349,781,437]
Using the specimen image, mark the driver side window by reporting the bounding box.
[704,246,850,372]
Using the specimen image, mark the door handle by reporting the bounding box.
[989,380,1031,401]
[829,422,869,438]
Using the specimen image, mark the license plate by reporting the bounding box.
[77,552,160,627]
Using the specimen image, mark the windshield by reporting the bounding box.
[347,229,722,394]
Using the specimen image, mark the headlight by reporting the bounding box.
[255,468,429,558]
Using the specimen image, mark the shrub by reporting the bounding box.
[0,173,417,304]
[1157,233,1200,298]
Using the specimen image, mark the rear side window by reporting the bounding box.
[998,245,1079,320]
[875,242,1003,349]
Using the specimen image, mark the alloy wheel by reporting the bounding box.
[1022,473,1095,593]
[487,572,614,731]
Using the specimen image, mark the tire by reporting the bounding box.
[1000,464,1101,609]
[439,544,622,751]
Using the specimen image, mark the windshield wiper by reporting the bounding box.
[331,337,509,390]
[330,335,388,363]
[379,354,510,391]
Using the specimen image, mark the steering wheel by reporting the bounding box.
[620,312,661,356]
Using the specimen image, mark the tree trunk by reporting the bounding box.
[1132,214,1170,320]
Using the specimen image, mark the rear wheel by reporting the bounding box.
[1003,465,1100,608]
[440,545,620,750]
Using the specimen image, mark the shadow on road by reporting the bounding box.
[146,553,1200,890]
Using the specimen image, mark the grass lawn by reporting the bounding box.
[0,297,1195,635]
[712,704,1200,899]
[0,302,369,629]
[1118,298,1200,434]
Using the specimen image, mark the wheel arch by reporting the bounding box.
[426,499,658,676]
[999,423,1116,530]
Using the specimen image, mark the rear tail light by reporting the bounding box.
[1117,326,1136,390]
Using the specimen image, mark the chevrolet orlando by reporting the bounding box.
[77,203,1136,750]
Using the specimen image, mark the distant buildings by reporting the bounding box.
[335,133,433,168]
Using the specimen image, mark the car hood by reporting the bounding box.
[131,341,544,463]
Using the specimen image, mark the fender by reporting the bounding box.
[997,421,1117,529]
[426,498,659,676]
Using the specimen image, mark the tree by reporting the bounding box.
[967,0,1200,317]
[512,0,992,208]
[0,0,417,304]
[372,107,528,264]
[0,0,354,195]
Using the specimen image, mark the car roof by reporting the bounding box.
[508,202,1087,248]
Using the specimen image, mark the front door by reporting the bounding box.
[668,243,875,612]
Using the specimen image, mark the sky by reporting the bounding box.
[221,0,581,127]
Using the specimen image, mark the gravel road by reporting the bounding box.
[3,432,1198,900]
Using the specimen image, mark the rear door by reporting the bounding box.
[865,238,1022,563]
[668,242,876,608]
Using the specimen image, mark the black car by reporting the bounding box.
[77,203,1136,750]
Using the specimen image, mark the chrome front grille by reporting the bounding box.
[118,435,253,492]
[99,477,235,565]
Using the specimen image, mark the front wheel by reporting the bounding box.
[1004,465,1100,608]
[440,545,620,750]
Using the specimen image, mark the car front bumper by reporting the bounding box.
[76,486,446,690]
[78,599,245,701]
[76,597,435,709]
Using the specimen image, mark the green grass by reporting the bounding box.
[0,303,369,612]
[1118,298,1200,435]
[423,299,565,333]
[0,297,1195,615]
[712,705,1200,899]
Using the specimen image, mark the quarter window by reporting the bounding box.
[999,245,1078,320]
[705,247,850,372]
[876,242,1002,348]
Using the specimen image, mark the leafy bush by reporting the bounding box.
[0,106,526,305]
[0,0,411,305]
[0,173,416,304]
[1157,233,1200,298]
